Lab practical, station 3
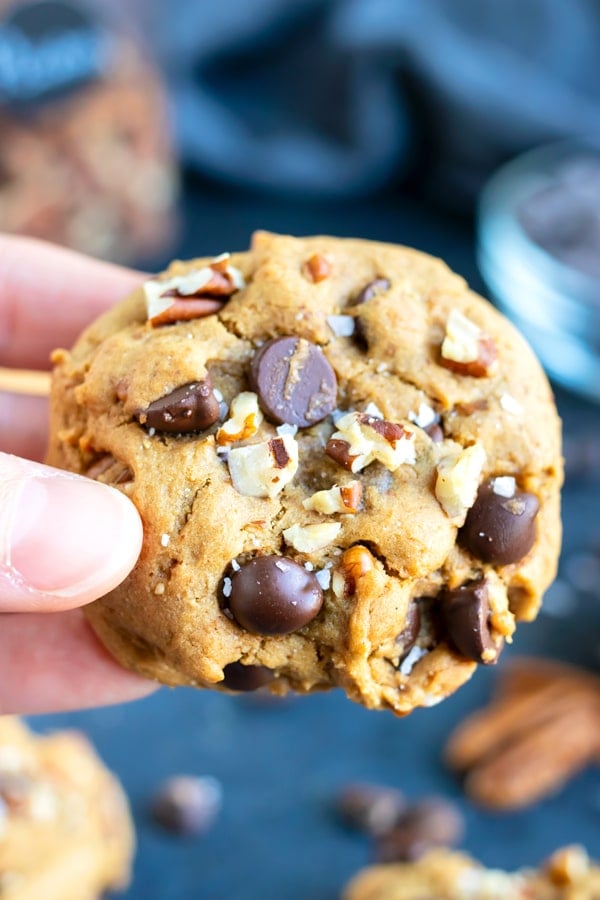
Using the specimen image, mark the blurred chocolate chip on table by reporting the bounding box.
[334,783,407,836]
[149,775,222,836]
[374,798,464,863]
[333,782,463,862]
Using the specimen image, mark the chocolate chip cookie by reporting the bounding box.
[343,845,600,900]
[48,231,563,713]
[0,717,133,899]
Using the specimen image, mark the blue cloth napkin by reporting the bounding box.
[143,0,600,197]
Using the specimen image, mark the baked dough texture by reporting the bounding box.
[0,717,133,899]
[48,232,562,713]
[343,846,600,900]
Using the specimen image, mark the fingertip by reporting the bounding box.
[1,456,143,611]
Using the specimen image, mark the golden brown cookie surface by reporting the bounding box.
[0,717,133,899]
[48,232,563,713]
[343,846,600,900]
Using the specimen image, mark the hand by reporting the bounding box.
[0,235,158,714]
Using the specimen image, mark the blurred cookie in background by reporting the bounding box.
[0,0,178,265]
[0,716,133,899]
[343,844,600,900]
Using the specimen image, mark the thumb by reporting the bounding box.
[0,453,143,612]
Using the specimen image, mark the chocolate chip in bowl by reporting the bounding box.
[48,231,563,715]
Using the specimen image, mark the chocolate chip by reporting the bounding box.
[395,603,421,659]
[150,776,222,836]
[349,277,391,307]
[221,662,275,692]
[347,282,390,352]
[226,555,323,635]
[250,337,337,427]
[335,783,406,836]
[352,316,369,351]
[137,379,220,434]
[424,422,444,443]
[460,479,539,565]
[375,798,464,863]
[441,580,502,664]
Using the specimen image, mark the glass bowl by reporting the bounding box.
[477,140,600,402]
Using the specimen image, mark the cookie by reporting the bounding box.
[343,845,600,900]
[48,231,562,714]
[0,717,133,898]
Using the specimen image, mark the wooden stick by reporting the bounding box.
[0,367,51,397]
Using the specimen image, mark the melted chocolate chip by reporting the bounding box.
[353,316,369,351]
[460,479,539,565]
[348,278,390,351]
[250,337,337,427]
[424,422,444,443]
[335,783,406,836]
[375,798,464,863]
[349,277,391,307]
[226,555,323,635]
[137,380,220,434]
[395,603,421,659]
[441,580,502,664]
[221,662,274,692]
[150,776,222,836]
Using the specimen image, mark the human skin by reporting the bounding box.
[0,234,158,714]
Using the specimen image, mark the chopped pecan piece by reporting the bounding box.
[440,310,498,377]
[303,253,332,283]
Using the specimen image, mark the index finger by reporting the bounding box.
[0,235,144,370]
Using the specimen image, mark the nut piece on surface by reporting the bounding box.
[440,310,498,377]
[435,443,486,521]
[332,545,375,597]
[303,253,332,282]
[216,392,263,445]
[302,481,362,514]
[326,412,416,473]
[544,845,590,886]
[227,435,298,497]
[144,254,245,325]
[282,522,342,553]
[445,657,600,810]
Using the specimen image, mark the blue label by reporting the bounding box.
[0,0,108,108]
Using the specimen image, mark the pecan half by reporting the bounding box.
[445,658,600,809]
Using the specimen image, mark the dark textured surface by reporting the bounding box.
[33,177,600,899]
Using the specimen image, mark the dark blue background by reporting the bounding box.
[34,177,600,899]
